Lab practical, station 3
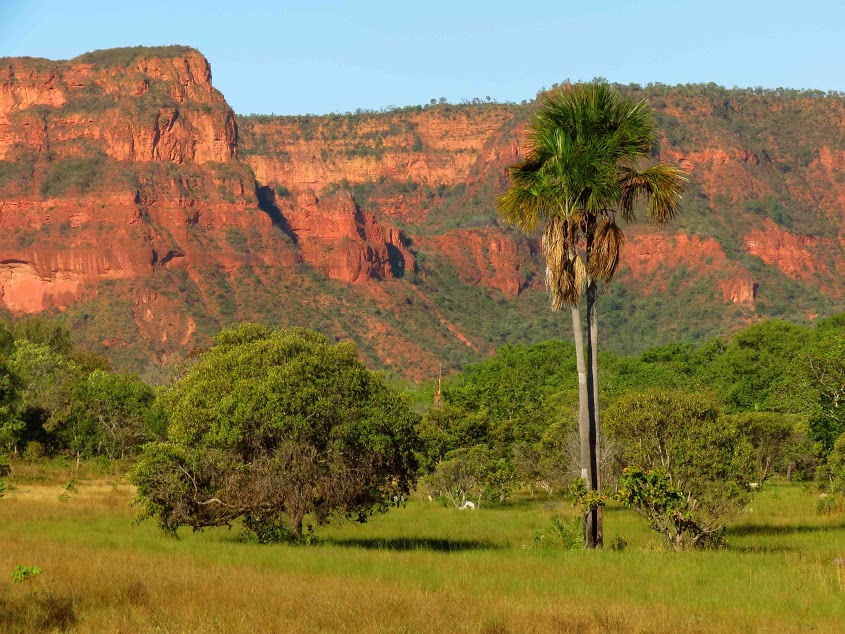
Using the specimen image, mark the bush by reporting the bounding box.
[606,390,756,549]
[617,467,725,549]
[22,441,45,461]
[131,324,420,541]
[724,412,804,486]
[423,445,516,507]
[531,517,583,550]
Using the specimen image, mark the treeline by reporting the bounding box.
[1,315,844,546]
[0,318,162,466]
[413,314,845,539]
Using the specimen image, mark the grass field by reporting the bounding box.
[0,470,843,633]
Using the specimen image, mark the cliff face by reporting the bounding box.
[1,47,844,378]
[281,189,413,283]
[0,50,236,164]
[0,48,290,363]
[241,108,513,194]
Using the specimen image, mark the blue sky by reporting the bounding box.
[1,1,843,115]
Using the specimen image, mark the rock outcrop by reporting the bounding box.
[2,47,845,378]
[0,48,236,164]
[416,228,537,296]
[283,190,413,283]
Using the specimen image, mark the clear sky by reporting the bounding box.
[1,0,843,115]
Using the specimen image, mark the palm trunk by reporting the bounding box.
[583,214,601,549]
[586,278,603,548]
[571,304,594,548]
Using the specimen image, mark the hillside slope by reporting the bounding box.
[1,47,844,379]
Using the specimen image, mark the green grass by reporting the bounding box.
[0,476,843,633]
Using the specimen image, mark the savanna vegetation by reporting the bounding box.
[2,478,843,633]
[1,310,844,631]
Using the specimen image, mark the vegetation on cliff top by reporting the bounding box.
[70,45,200,66]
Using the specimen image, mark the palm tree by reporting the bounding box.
[498,82,687,548]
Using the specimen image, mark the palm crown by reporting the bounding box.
[498,82,687,309]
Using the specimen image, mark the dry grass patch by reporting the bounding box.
[0,481,844,633]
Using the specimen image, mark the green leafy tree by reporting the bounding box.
[131,324,419,541]
[0,365,22,454]
[696,321,811,411]
[606,390,755,549]
[7,318,73,356]
[6,341,82,453]
[416,404,489,473]
[423,445,515,507]
[781,328,845,453]
[722,412,804,487]
[828,433,845,492]
[498,83,686,547]
[62,370,159,459]
[444,340,577,446]
[600,343,701,400]
[780,417,817,482]
[819,432,845,513]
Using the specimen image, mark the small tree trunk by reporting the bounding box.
[289,510,304,541]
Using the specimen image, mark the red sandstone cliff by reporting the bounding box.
[1,48,844,377]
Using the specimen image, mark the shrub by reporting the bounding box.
[11,565,43,584]
[531,517,583,550]
[423,445,516,507]
[40,155,108,199]
[131,324,420,541]
[617,466,726,549]
[723,412,804,486]
[22,441,45,461]
[606,390,756,549]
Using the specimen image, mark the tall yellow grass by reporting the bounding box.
[1,479,843,633]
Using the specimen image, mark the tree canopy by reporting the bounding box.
[607,390,756,549]
[131,324,420,541]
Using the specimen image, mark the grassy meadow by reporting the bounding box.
[1,467,843,633]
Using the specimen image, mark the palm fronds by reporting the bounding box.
[589,219,625,283]
[619,163,688,225]
[498,81,688,307]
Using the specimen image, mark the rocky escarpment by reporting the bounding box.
[280,189,413,283]
[0,48,286,362]
[240,107,514,193]
[1,47,844,377]
[0,47,236,164]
